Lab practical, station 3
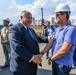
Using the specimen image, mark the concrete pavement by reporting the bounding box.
[0,43,76,75]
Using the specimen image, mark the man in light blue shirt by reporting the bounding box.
[46,21,55,36]
[52,23,76,67]
[40,3,76,75]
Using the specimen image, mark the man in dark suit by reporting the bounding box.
[8,10,48,75]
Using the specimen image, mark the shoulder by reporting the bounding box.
[65,23,75,29]
[9,23,22,33]
[63,25,76,36]
[66,25,76,32]
[10,23,22,29]
[2,27,6,29]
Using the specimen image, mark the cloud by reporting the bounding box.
[0,0,76,24]
[70,15,76,20]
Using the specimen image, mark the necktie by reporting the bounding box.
[27,27,35,40]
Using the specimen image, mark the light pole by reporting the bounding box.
[41,7,44,26]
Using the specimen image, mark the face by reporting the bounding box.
[55,12,64,24]
[45,22,50,27]
[3,20,9,27]
[21,13,32,26]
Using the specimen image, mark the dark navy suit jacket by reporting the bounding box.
[9,23,48,74]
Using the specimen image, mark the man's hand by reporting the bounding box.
[39,52,44,58]
[32,55,42,65]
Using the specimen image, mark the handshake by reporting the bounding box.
[32,52,52,67]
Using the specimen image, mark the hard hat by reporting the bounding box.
[55,3,71,13]
[3,18,10,22]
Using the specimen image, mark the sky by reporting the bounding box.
[0,0,76,25]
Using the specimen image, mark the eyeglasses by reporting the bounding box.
[55,14,63,17]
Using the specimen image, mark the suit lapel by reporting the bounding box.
[28,27,37,42]
[18,23,38,45]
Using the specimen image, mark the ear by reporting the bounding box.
[20,16,23,19]
[63,14,66,19]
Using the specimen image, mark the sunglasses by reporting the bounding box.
[55,14,63,17]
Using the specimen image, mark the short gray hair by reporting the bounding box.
[20,10,31,17]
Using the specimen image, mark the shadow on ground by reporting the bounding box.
[0,67,75,75]
[0,68,52,75]
[37,68,52,75]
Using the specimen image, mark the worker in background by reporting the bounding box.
[0,18,11,68]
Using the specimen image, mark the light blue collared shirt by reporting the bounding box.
[46,26,55,36]
[52,23,76,67]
